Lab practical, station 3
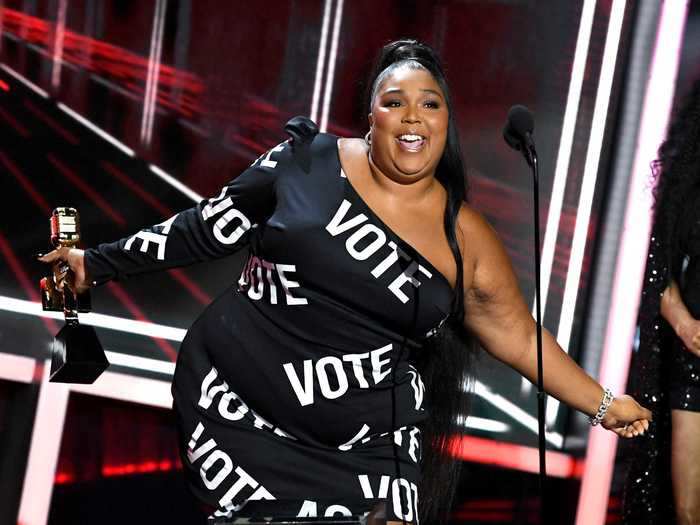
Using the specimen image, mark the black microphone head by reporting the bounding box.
[503,105,534,152]
[507,105,534,136]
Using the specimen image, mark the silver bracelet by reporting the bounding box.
[589,388,614,426]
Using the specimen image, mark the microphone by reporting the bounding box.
[503,105,536,165]
[502,104,547,519]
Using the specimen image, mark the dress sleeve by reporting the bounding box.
[84,140,292,285]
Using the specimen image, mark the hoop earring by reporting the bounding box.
[364,131,372,146]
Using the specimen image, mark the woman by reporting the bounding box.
[624,79,700,525]
[41,40,650,523]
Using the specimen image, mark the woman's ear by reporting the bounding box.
[368,113,374,129]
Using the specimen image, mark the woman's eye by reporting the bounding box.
[383,100,402,108]
[424,100,440,109]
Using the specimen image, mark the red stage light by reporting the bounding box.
[449,434,584,479]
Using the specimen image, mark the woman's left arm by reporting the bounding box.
[459,208,651,437]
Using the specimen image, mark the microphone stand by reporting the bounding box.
[523,143,547,522]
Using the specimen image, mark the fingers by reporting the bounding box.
[37,247,69,264]
[611,419,651,439]
[613,425,635,439]
[692,334,700,356]
[631,420,645,436]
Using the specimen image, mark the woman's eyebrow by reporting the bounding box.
[381,87,444,99]
[421,88,444,99]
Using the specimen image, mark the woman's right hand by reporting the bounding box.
[38,247,90,294]
[677,319,700,356]
[602,395,652,438]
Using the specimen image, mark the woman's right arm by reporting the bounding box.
[39,140,293,292]
[660,279,700,356]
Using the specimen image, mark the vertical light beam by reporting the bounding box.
[522,0,598,397]
[310,0,333,124]
[548,0,627,426]
[319,0,343,132]
[574,2,689,524]
[50,0,67,89]
[140,0,167,147]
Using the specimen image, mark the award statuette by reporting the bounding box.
[40,207,109,383]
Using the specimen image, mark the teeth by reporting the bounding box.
[399,134,424,142]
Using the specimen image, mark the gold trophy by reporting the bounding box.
[40,207,108,383]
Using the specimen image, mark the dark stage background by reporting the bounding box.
[0,1,654,524]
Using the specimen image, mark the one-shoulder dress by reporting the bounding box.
[84,125,453,522]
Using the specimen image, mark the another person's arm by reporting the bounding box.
[660,279,700,356]
[460,207,652,437]
[39,141,293,292]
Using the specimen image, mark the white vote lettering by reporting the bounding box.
[316,356,349,400]
[326,199,432,303]
[283,345,394,406]
[391,478,418,522]
[239,257,307,306]
[358,474,390,499]
[345,224,386,260]
[124,214,178,260]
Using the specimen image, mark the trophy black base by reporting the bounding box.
[50,322,109,384]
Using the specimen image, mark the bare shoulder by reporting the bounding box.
[456,203,517,299]
[456,203,504,254]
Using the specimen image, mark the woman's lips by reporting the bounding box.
[396,134,427,152]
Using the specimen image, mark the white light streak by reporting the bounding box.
[50,0,67,89]
[575,2,688,524]
[105,350,175,375]
[319,0,343,132]
[69,369,172,408]
[57,102,136,156]
[0,63,49,98]
[549,0,627,426]
[457,415,510,433]
[0,352,35,383]
[0,295,186,341]
[149,163,203,202]
[17,362,69,525]
[141,0,167,146]
[522,0,597,396]
[533,0,597,317]
[310,0,333,124]
[472,380,563,448]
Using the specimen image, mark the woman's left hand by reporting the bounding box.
[601,394,652,438]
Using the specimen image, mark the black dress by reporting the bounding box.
[669,199,700,410]
[84,125,453,521]
[623,195,700,524]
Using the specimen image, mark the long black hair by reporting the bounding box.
[651,77,700,283]
[366,39,478,523]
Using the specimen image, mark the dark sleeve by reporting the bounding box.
[84,140,292,285]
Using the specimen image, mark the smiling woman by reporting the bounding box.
[39,39,651,524]
[370,66,448,178]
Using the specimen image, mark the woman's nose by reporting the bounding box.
[401,106,421,124]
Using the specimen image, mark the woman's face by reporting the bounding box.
[369,65,449,182]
